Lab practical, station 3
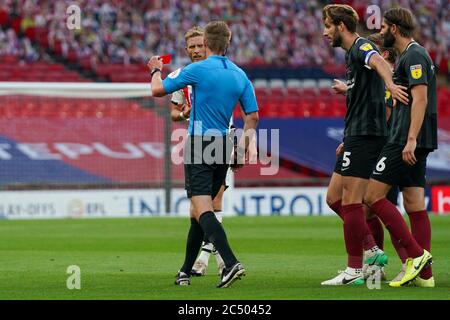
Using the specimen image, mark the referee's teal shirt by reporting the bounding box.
[162,55,258,136]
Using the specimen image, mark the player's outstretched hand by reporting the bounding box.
[331,79,347,95]
[402,139,417,166]
[147,56,163,72]
[388,83,409,105]
[336,142,344,156]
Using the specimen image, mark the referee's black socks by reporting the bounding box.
[180,218,204,274]
[199,211,238,269]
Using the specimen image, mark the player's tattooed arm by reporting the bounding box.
[368,54,409,105]
[332,79,347,95]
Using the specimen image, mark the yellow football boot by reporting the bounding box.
[389,250,432,287]
[413,276,435,288]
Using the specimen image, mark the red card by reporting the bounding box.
[160,54,172,64]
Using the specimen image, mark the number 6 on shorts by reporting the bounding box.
[376,157,387,172]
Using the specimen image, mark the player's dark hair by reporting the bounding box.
[384,8,415,38]
[367,33,397,64]
[322,4,359,33]
[204,21,231,54]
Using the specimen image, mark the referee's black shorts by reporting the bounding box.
[370,143,431,189]
[184,135,233,199]
[333,135,386,179]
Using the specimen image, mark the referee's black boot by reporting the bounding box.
[175,271,190,286]
[216,262,245,288]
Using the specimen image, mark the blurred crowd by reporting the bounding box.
[0,0,449,75]
[0,26,39,61]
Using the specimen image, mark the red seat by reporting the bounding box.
[79,57,92,71]
[1,55,19,63]
[95,64,114,78]
[262,102,278,117]
[67,50,78,63]
[294,100,313,118]
[319,88,333,97]
[269,88,286,97]
[47,64,65,71]
[255,88,269,101]
[286,88,301,96]
[301,88,318,98]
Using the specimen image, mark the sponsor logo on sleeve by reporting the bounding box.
[410,64,423,79]
[359,43,373,52]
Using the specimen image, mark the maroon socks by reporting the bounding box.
[330,200,344,220]
[390,233,408,263]
[408,210,432,279]
[371,198,423,258]
[342,203,365,268]
[366,216,384,250]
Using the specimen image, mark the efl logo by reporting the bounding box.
[431,186,450,214]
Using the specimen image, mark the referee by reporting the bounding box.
[148,21,259,288]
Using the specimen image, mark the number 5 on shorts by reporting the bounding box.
[343,151,351,168]
[376,157,387,172]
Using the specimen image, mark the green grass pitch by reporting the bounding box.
[0,215,448,300]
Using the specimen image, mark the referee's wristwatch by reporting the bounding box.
[150,68,161,76]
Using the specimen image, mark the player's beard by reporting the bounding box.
[383,28,396,47]
[331,29,342,47]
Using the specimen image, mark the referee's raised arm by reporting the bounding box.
[147,56,165,97]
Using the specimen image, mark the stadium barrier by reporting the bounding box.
[0,186,443,220]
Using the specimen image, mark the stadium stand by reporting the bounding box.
[0,0,449,185]
[1,0,448,80]
[6,0,448,118]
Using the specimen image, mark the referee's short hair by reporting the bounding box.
[204,21,231,54]
[384,8,415,38]
[322,4,359,33]
[185,26,204,43]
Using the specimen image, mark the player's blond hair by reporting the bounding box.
[185,26,204,44]
[322,4,359,33]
